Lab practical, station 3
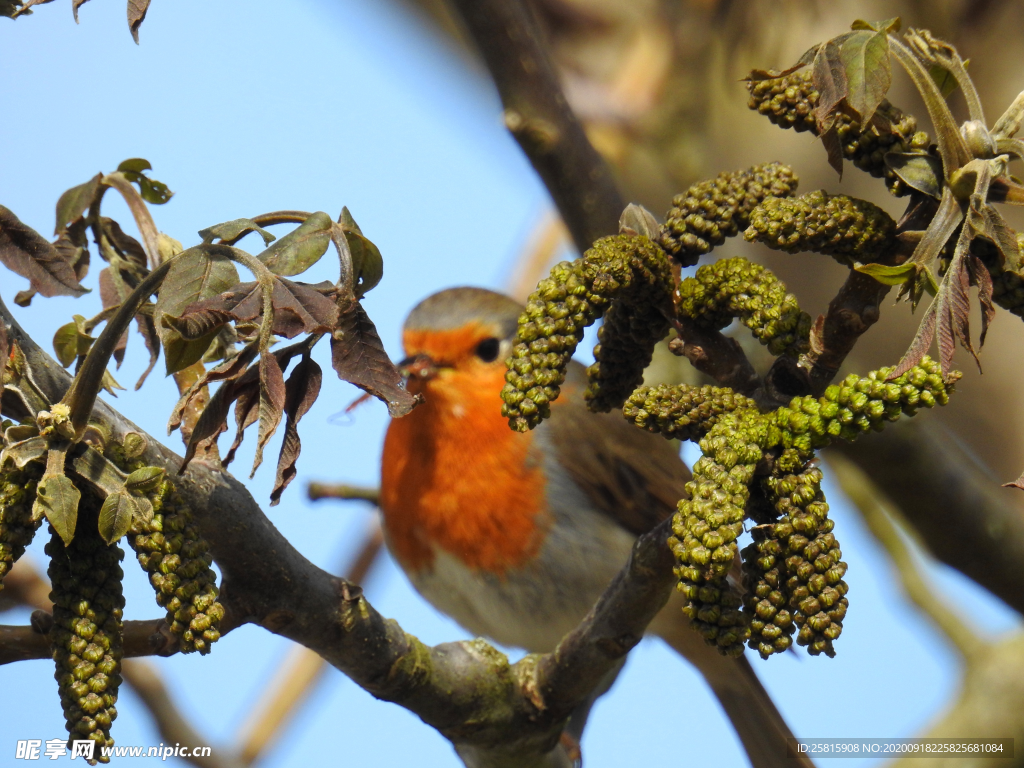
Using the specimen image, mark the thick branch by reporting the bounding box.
[448,0,625,253]
[0,294,676,762]
[830,417,1024,616]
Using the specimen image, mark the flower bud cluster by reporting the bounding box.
[502,235,673,430]
[660,163,798,266]
[676,256,811,357]
[747,69,931,196]
[744,191,897,266]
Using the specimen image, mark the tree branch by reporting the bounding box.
[448,0,625,253]
[0,293,679,763]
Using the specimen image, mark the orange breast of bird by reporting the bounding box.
[380,326,549,576]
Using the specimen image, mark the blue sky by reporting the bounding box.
[1,1,1020,766]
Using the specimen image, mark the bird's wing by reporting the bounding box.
[543,361,691,537]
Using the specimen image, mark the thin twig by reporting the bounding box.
[828,454,985,659]
[448,0,625,253]
[306,483,380,505]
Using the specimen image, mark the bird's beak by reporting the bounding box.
[398,353,440,382]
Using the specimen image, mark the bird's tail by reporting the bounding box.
[653,614,815,768]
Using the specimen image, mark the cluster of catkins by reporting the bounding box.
[746,69,931,196]
[501,234,674,431]
[501,87,968,660]
[0,464,43,590]
[0,437,223,762]
[46,495,124,760]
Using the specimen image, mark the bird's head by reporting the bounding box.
[399,287,522,401]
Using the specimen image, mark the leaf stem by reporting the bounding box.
[60,258,175,438]
[102,172,162,270]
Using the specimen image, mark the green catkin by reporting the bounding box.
[46,496,124,763]
[105,444,224,655]
[585,300,671,413]
[660,163,798,266]
[1,465,42,590]
[744,191,898,266]
[670,410,766,656]
[675,256,812,357]
[746,69,932,196]
[502,235,672,431]
[127,478,224,654]
[673,356,956,657]
[744,465,848,659]
[622,384,758,442]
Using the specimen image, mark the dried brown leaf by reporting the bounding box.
[270,355,322,505]
[127,0,151,44]
[251,351,286,477]
[331,301,418,418]
[0,206,88,298]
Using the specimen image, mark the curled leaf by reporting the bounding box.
[0,206,89,298]
[199,218,276,247]
[331,300,418,418]
[854,261,918,286]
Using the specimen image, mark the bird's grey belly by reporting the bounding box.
[400,512,637,653]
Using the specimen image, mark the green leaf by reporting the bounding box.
[854,261,917,285]
[52,315,95,368]
[98,491,133,544]
[53,322,81,368]
[117,158,152,174]
[839,30,891,126]
[34,473,81,546]
[155,245,241,374]
[199,218,276,247]
[124,465,165,495]
[161,327,224,376]
[117,159,173,204]
[257,212,332,277]
[884,152,945,199]
[338,209,383,297]
[54,174,102,236]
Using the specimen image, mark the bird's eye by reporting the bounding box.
[474,337,501,363]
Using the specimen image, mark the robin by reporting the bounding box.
[379,286,808,768]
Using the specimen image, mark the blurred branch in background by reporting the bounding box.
[830,419,1024,617]
[234,517,385,765]
[447,0,625,252]
[829,455,1024,765]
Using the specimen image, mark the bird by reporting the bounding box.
[379,286,810,768]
